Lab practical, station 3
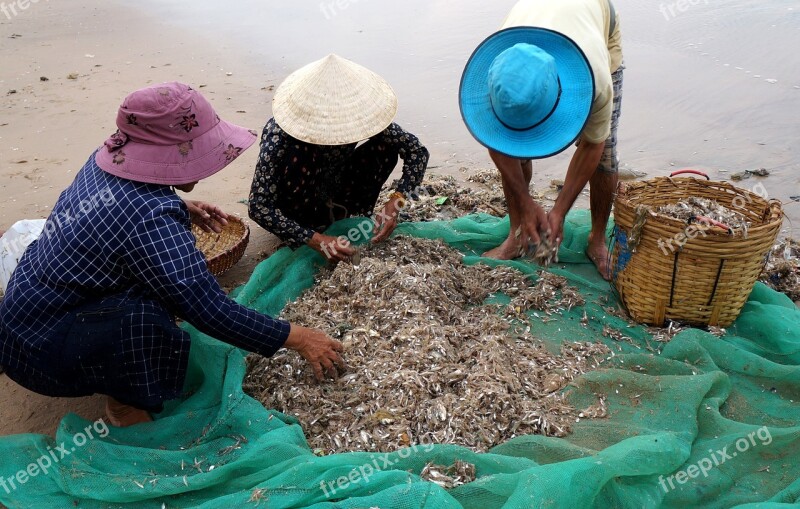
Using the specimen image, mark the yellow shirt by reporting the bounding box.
[502,0,623,144]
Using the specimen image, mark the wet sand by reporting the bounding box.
[0,0,798,436]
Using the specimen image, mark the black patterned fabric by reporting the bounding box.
[248,119,429,248]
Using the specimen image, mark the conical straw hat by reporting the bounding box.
[272,54,398,145]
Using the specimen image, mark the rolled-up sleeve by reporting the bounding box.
[377,123,429,195]
[123,205,290,357]
[248,120,316,248]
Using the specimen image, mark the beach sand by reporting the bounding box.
[0,0,798,436]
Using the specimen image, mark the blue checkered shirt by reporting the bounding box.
[0,153,290,382]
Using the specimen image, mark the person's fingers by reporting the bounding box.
[372,224,389,243]
[333,253,351,264]
[327,337,344,351]
[319,356,336,377]
[339,244,356,257]
[372,230,387,243]
[332,352,347,371]
[311,361,324,382]
[527,228,541,245]
[211,214,229,227]
[374,219,396,243]
[211,207,229,221]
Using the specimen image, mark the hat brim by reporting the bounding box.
[460,27,595,160]
[95,120,257,186]
[272,55,399,146]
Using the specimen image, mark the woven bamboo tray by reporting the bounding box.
[192,216,250,276]
[611,170,783,327]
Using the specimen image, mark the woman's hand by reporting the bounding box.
[284,325,346,381]
[372,193,404,243]
[308,233,356,263]
[185,200,229,234]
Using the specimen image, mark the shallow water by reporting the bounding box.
[140,0,799,224]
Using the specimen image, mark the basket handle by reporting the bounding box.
[690,215,734,235]
[670,169,710,180]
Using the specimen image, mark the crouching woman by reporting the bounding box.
[0,82,344,427]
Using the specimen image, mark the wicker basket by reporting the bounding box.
[192,215,250,276]
[611,170,783,327]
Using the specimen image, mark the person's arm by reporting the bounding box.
[548,140,605,243]
[380,123,429,195]
[248,121,317,249]
[248,122,355,261]
[122,206,344,378]
[372,123,430,242]
[490,149,550,246]
[548,81,614,243]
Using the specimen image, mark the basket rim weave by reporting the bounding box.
[192,215,250,276]
[616,177,781,235]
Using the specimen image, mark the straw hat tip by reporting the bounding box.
[273,54,398,145]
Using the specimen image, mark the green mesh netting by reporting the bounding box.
[1,211,799,509]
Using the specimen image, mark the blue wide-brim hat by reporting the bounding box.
[460,27,595,160]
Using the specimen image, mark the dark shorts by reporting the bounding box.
[597,64,625,174]
[1,291,190,412]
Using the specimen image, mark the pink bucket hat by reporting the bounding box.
[95,82,257,186]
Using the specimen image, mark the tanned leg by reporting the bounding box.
[521,159,532,186]
[587,169,617,280]
[483,159,528,259]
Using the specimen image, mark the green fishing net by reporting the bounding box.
[1,211,798,509]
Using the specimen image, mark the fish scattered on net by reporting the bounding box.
[378,173,508,222]
[656,197,751,235]
[419,460,477,489]
[244,237,609,454]
[760,239,800,301]
[378,172,559,265]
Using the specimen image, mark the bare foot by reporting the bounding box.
[483,235,521,260]
[105,397,152,428]
[587,234,611,281]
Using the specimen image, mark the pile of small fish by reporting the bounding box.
[761,238,800,301]
[244,237,608,454]
[379,173,507,222]
[656,197,751,234]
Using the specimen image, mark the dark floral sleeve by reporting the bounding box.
[377,123,429,195]
[248,119,316,248]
